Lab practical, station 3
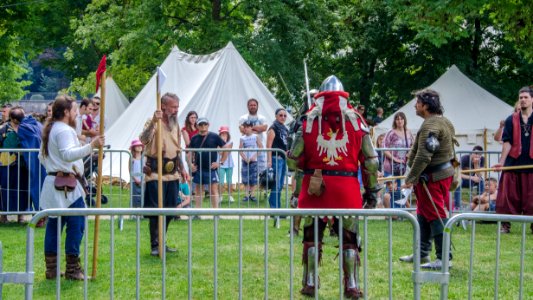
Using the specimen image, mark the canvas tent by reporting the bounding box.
[95,77,130,128]
[103,42,291,182]
[373,65,513,152]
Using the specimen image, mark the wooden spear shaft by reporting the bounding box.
[156,75,164,259]
[92,72,106,278]
[377,164,533,181]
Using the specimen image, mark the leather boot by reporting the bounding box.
[342,244,363,299]
[45,254,60,279]
[300,242,321,297]
[65,254,85,280]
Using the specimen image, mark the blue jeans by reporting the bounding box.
[44,197,86,255]
[268,156,286,209]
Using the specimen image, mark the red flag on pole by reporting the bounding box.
[95,55,107,93]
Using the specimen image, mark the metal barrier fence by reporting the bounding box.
[1,208,423,299]
[184,148,290,210]
[376,148,505,214]
[0,146,509,221]
[0,149,133,217]
[440,213,533,300]
[0,148,292,217]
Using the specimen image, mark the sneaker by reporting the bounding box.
[421,259,452,270]
[250,196,258,202]
[150,248,159,256]
[399,254,430,264]
[241,196,250,202]
[229,196,235,203]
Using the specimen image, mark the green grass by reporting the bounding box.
[2,217,533,299]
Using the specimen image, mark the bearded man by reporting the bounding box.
[140,92,188,256]
[295,75,381,299]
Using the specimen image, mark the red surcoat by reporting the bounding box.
[298,92,365,209]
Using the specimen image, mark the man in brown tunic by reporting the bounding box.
[140,92,188,256]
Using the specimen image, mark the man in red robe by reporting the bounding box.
[295,75,380,299]
[494,86,533,233]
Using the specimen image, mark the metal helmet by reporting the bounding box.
[319,75,344,92]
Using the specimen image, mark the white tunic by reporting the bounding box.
[38,122,93,209]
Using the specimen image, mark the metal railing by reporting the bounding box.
[184,148,289,209]
[440,213,533,300]
[0,149,133,216]
[11,208,421,299]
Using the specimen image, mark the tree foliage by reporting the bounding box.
[2,0,532,117]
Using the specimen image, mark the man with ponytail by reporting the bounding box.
[38,95,105,280]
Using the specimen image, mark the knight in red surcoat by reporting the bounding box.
[293,75,381,299]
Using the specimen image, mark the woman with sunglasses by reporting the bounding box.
[266,108,289,210]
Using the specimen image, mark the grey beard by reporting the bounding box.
[168,114,178,130]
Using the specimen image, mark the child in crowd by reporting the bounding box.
[382,180,409,209]
[239,121,262,202]
[218,126,234,203]
[129,138,144,208]
[82,103,93,132]
[177,179,191,209]
[471,177,498,212]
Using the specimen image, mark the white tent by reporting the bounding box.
[103,42,291,181]
[95,76,130,128]
[373,65,513,152]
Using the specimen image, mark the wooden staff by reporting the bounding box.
[156,73,164,259]
[483,128,488,179]
[92,73,106,278]
[377,164,533,181]
[461,164,533,173]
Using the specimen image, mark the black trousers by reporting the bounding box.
[418,214,452,260]
[148,216,174,249]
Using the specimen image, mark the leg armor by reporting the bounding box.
[343,245,363,299]
[301,218,327,296]
[337,216,363,299]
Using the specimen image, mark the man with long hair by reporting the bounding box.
[39,95,104,280]
[139,92,188,256]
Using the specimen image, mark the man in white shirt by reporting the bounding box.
[39,95,104,281]
[239,98,268,172]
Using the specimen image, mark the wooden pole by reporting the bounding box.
[377,164,533,181]
[91,72,106,278]
[483,128,488,179]
[156,74,163,259]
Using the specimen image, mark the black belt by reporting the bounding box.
[423,161,452,174]
[304,169,358,177]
